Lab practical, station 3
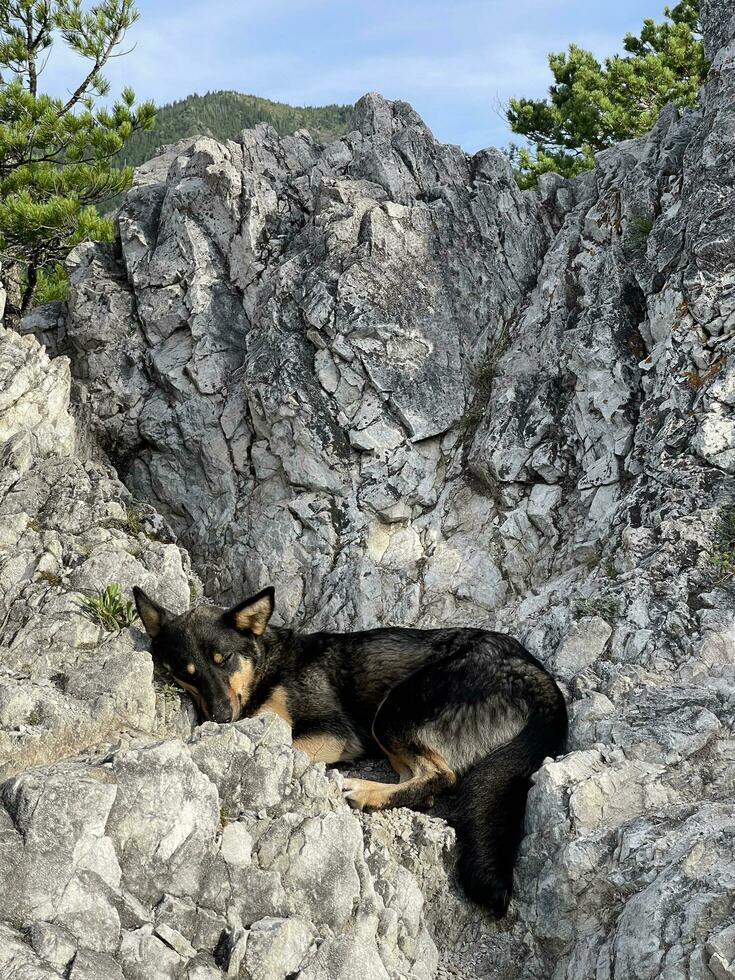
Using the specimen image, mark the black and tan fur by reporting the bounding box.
[133,585,567,917]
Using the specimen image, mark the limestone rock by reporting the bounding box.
[554,615,612,679]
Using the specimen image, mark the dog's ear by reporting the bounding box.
[223,587,275,636]
[133,586,170,638]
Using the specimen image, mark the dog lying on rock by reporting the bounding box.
[134,585,567,917]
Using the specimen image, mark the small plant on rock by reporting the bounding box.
[126,503,144,535]
[629,215,654,243]
[79,582,138,632]
[709,506,735,582]
[684,357,725,391]
[27,705,44,726]
[460,320,512,435]
[154,676,182,710]
[573,594,622,624]
[603,559,618,580]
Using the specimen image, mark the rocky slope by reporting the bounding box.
[2,1,735,977]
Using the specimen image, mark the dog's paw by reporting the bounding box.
[342,778,363,810]
[342,777,388,811]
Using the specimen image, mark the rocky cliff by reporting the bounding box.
[2,1,735,977]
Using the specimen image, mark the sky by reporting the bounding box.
[43,0,668,153]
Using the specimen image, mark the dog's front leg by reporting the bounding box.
[293,731,362,765]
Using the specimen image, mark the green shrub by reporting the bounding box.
[126,503,143,535]
[34,264,69,305]
[0,1,155,317]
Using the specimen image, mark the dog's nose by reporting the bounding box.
[211,703,236,724]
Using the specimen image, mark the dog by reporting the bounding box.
[133,585,567,917]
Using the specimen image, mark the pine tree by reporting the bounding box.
[506,0,707,188]
[0,0,155,316]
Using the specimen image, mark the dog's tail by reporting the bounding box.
[453,693,567,918]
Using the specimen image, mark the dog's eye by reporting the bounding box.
[212,650,230,665]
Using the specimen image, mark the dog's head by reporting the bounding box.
[133,586,275,723]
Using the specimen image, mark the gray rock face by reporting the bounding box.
[2,5,735,979]
[61,99,549,627]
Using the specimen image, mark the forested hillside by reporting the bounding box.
[116,90,353,170]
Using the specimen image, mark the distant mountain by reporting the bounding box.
[116,91,354,173]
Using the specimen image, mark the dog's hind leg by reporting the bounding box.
[342,642,529,813]
[343,746,456,811]
[344,638,567,916]
[342,670,459,811]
